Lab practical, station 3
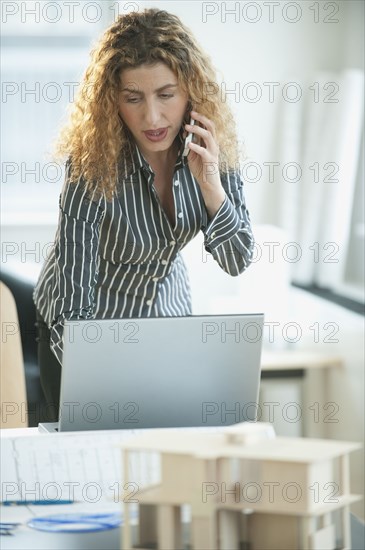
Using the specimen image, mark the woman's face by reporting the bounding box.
[118,62,189,162]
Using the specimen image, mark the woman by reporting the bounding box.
[33,8,255,420]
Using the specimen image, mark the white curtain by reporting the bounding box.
[276,69,364,291]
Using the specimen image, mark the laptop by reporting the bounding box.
[39,313,264,432]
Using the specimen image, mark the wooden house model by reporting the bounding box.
[120,422,361,550]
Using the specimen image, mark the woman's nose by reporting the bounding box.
[143,101,161,128]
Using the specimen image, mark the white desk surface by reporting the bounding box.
[0,427,150,549]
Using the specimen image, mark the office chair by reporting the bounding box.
[0,281,28,428]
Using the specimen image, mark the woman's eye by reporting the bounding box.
[125,94,173,103]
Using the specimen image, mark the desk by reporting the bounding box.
[1,427,363,550]
[0,427,148,550]
[260,350,342,438]
[261,350,342,376]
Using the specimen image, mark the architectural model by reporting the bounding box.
[120,422,361,550]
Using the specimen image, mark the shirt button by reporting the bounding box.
[169,240,175,246]
[152,277,159,283]
[211,231,216,239]
[174,180,179,186]
[146,300,152,306]
[161,260,167,265]
[177,212,183,219]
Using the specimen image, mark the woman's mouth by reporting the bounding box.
[143,128,168,142]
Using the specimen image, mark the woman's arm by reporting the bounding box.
[49,160,105,364]
[202,169,255,276]
[184,111,255,276]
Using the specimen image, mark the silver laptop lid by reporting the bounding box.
[59,314,264,431]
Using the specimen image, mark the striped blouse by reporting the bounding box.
[33,129,255,364]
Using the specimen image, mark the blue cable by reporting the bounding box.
[27,512,122,533]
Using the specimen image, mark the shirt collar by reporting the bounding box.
[124,126,187,179]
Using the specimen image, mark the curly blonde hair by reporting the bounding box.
[52,8,242,200]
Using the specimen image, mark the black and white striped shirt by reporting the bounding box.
[33,129,255,364]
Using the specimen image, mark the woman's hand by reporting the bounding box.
[184,110,226,218]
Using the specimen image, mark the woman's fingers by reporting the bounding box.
[185,114,217,151]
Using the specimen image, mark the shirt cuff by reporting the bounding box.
[50,308,94,365]
[204,195,241,253]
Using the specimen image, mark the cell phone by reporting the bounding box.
[182,117,195,157]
